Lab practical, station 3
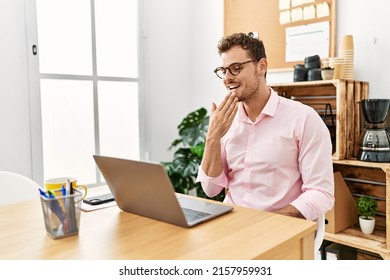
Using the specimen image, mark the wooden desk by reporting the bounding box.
[0,194,316,260]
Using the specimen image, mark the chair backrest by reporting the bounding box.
[314,214,325,253]
[0,171,41,206]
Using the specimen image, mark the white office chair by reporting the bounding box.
[0,171,41,206]
[314,214,325,255]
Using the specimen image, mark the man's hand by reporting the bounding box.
[206,92,239,141]
[200,92,239,177]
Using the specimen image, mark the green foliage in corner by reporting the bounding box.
[162,108,225,201]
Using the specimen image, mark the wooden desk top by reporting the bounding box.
[0,193,316,260]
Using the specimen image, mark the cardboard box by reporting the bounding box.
[325,172,359,233]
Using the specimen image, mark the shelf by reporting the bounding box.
[333,158,390,171]
[325,227,389,260]
[268,79,341,88]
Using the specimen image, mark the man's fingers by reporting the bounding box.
[208,97,238,139]
[210,103,217,114]
[217,92,236,112]
[226,97,238,117]
[228,101,239,120]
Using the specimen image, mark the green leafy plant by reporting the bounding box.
[356,195,377,219]
[161,107,225,202]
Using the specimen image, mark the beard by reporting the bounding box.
[236,71,261,102]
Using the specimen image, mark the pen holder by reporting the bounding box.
[40,187,85,239]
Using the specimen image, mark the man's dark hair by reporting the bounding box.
[217,32,267,61]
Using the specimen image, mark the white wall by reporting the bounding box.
[141,0,193,162]
[142,0,224,162]
[336,0,390,98]
[189,0,225,110]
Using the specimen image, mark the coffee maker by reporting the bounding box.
[357,99,390,162]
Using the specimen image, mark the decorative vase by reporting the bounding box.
[359,216,375,234]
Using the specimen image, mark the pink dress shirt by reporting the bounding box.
[196,89,334,221]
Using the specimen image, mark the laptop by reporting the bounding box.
[93,155,234,227]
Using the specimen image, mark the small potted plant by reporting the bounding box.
[356,195,377,234]
[321,66,334,80]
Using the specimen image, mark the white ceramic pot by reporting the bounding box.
[359,216,375,234]
[321,69,334,80]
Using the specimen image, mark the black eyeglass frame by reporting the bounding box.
[213,60,257,79]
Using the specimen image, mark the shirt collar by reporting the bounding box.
[238,88,279,121]
[261,88,278,117]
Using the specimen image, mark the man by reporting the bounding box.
[196,33,334,221]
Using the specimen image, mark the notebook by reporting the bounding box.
[93,155,234,227]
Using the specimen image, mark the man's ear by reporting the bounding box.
[258,58,268,76]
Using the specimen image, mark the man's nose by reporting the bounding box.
[223,70,234,81]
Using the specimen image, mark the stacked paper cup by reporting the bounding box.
[339,35,354,79]
[329,57,345,79]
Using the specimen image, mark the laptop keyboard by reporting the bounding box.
[182,208,211,222]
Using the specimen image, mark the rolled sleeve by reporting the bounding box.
[196,166,228,198]
[291,189,334,221]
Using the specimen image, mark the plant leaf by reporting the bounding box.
[190,144,205,158]
[173,148,201,177]
[168,108,208,150]
[178,108,209,147]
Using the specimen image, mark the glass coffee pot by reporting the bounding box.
[357,99,390,162]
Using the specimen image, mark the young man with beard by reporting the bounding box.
[196,33,334,222]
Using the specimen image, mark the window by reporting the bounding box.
[36,0,140,186]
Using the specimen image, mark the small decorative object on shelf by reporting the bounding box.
[293,64,307,82]
[356,195,377,234]
[321,66,334,80]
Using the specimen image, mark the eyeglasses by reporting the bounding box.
[214,60,256,79]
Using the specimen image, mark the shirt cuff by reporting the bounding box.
[196,166,229,197]
[291,190,334,221]
[196,166,227,185]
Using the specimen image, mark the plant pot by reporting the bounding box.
[321,69,334,80]
[359,216,375,234]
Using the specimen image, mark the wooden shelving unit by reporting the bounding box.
[328,159,390,260]
[269,80,390,260]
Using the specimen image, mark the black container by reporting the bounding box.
[293,64,307,82]
[304,55,321,70]
[307,68,322,81]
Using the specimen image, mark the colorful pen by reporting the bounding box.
[39,189,49,198]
